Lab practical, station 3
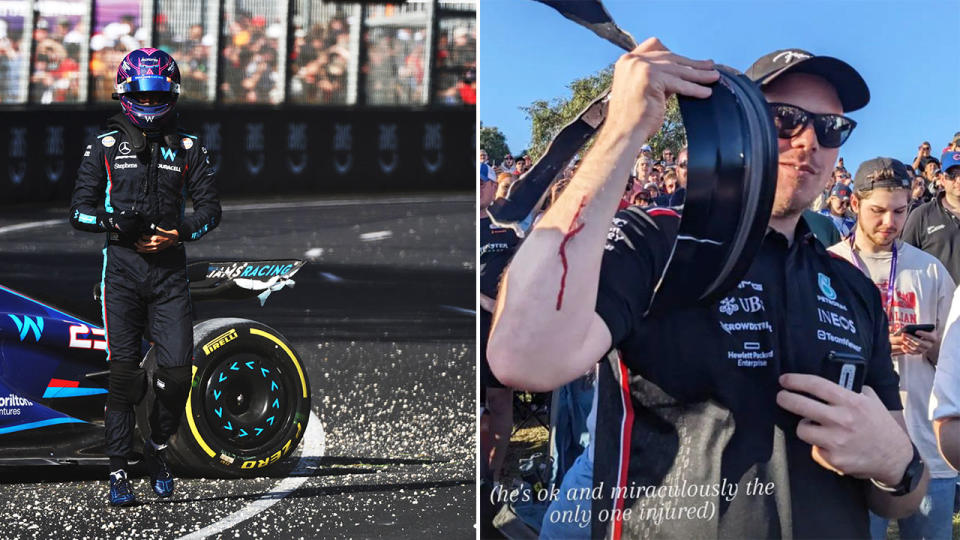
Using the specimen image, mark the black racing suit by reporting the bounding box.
[70,114,221,460]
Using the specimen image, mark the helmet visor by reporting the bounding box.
[115,75,180,96]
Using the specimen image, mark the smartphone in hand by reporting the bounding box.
[822,351,866,393]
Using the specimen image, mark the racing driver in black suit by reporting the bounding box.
[69,48,220,506]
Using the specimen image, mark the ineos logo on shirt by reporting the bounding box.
[817,308,857,333]
[119,141,131,155]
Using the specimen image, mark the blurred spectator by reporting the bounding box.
[496,172,517,199]
[498,154,516,175]
[30,18,81,103]
[913,141,935,174]
[818,183,856,238]
[924,158,941,179]
[946,132,960,153]
[480,148,490,166]
[365,25,427,105]
[436,22,476,104]
[632,190,654,207]
[670,146,688,206]
[515,155,528,176]
[653,170,678,206]
[0,21,27,103]
[289,15,351,104]
[221,12,282,103]
[902,150,960,284]
[175,24,214,100]
[89,13,146,102]
[910,176,930,213]
[661,147,675,166]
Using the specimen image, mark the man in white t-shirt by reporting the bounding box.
[828,157,957,540]
[931,284,960,473]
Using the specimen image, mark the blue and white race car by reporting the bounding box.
[0,259,311,477]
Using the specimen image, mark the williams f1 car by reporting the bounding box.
[0,259,310,477]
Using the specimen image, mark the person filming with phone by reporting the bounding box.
[827,157,957,539]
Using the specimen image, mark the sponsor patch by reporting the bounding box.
[158,163,182,172]
[203,328,238,355]
[114,162,138,170]
[816,329,863,353]
[927,224,945,235]
[101,135,115,147]
[182,137,193,150]
[817,308,857,333]
[817,273,837,300]
[719,320,773,334]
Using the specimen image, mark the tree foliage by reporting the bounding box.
[521,66,687,162]
[479,124,511,165]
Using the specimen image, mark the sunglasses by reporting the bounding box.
[767,103,857,149]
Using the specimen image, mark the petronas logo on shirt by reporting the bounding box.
[818,273,837,300]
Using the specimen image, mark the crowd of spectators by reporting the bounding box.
[29,17,84,103]
[220,12,283,104]
[289,15,351,104]
[365,27,427,105]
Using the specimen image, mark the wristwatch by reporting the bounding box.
[870,443,924,496]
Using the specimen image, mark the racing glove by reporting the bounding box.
[99,209,145,236]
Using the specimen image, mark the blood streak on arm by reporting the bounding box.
[556,196,588,310]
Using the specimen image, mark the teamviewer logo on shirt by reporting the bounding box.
[818,273,837,300]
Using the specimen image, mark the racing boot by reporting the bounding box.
[108,469,138,507]
[143,440,174,498]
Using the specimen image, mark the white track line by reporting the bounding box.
[0,219,66,235]
[0,195,472,237]
[439,305,476,316]
[177,410,325,540]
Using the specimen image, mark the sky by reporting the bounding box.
[479,0,960,171]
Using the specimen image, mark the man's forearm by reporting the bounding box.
[935,417,960,471]
[488,127,644,390]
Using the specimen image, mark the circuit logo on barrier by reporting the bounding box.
[7,314,43,342]
[203,328,238,355]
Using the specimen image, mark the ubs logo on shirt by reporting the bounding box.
[719,296,764,315]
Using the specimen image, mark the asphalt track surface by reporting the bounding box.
[0,194,476,539]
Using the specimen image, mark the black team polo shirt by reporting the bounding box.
[901,191,960,284]
[588,206,901,540]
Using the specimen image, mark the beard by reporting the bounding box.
[771,165,827,219]
[863,227,898,250]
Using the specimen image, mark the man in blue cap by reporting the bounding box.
[819,182,857,237]
[902,150,960,284]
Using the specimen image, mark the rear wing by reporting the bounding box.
[187,260,306,304]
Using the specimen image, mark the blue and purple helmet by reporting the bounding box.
[113,48,181,128]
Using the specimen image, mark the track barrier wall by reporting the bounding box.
[0,106,475,205]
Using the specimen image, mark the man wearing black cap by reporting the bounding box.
[489,38,925,538]
[829,157,956,540]
[902,150,960,285]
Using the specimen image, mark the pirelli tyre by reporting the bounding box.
[138,317,311,477]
